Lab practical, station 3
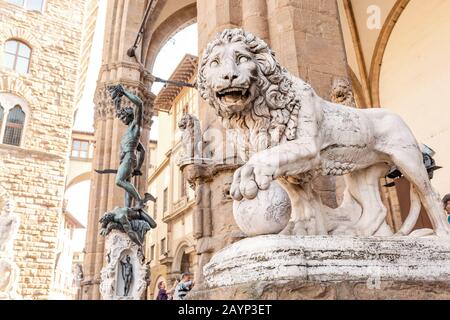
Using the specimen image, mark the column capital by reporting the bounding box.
[94,81,155,129]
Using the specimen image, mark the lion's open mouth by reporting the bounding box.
[216,87,250,104]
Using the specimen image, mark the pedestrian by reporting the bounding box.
[156,281,168,300]
[443,195,450,223]
[167,277,179,300]
[173,272,194,300]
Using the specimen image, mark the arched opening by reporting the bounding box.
[144,22,198,142]
[4,39,31,74]
[379,0,450,197]
[377,0,450,230]
[0,93,30,148]
[180,251,190,274]
[142,2,197,73]
[3,105,25,146]
[64,180,90,253]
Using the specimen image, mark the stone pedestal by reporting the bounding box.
[189,235,450,300]
[100,231,148,300]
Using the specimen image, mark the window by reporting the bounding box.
[150,245,155,261]
[71,139,90,158]
[7,0,44,12]
[3,105,25,146]
[163,188,168,213]
[153,197,158,219]
[160,238,166,255]
[4,40,31,74]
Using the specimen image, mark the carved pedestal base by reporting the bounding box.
[189,235,450,300]
[100,231,148,300]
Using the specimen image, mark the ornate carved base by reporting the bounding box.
[189,235,450,300]
[100,231,148,300]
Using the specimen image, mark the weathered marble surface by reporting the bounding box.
[202,235,450,289]
[233,182,291,236]
[189,279,450,300]
[100,231,148,300]
[198,28,450,238]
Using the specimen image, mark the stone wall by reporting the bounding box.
[0,1,86,299]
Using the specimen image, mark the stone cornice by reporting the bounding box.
[0,144,65,161]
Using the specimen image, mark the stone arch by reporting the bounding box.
[142,2,197,72]
[0,91,33,148]
[171,241,193,274]
[66,171,91,189]
[377,0,450,197]
[368,0,410,107]
[0,26,42,51]
[347,67,366,108]
[0,76,39,112]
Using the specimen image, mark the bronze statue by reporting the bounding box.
[99,207,155,246]
[97,84,157,246]
[108,84,154,209]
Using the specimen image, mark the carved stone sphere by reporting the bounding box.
[233,182,291,236]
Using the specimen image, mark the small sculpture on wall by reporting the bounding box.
[178,113,203,161]
[120,255,133,296]
[100,233,148,300]
[330,78,356,107]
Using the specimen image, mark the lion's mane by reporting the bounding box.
[198,29,303,155]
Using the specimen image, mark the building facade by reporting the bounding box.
[0,0,97,299]
[146,54,198,299]
[81,0,450,299]
[49,201,84,300]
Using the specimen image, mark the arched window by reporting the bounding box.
[4,40,31,74]
[3,105,25,146]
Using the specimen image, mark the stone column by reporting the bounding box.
[80,0,154,300]
[242,0,270,42]
[266,0,351,207]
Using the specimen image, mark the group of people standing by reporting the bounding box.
[156,272,194,300]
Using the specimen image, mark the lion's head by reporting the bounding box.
[330,78,355,107]
[198,29,302,155]
[178,114,199,131]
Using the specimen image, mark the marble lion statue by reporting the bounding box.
[198,28,450,238]
[178,113,203,160]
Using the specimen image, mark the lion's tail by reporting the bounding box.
[395,185,421,236]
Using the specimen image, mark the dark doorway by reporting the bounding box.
[395,178,432,230]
